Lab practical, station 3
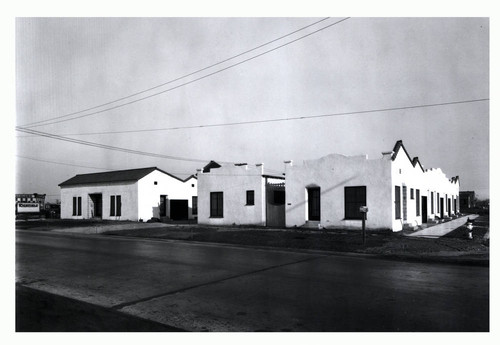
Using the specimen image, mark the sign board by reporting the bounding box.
[17,203,40,213]
[359,206,368,213]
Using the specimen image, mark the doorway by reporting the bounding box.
[170,199,188,220]
[89,193,102,218]
[421,196,427,223]
[440,198,444,219]
[160,195,167,217]
[307,187,320,221]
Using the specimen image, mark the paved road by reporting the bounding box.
[16,230,489,331]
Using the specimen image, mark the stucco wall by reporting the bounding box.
[423,168,460,219]
[197,164,266,226]
[60,182,138,220]
[391,151,426,231]
[137,170,197,221]
[285,154,393,230]
[391,150,460,231]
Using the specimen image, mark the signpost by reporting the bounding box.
[359,206,368,245]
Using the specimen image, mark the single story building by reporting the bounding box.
[196,161,286,227]
[285,140,460,231]
[59,167,197,221]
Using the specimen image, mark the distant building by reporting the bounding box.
[459,191,476,210]
[197,161,285,227]
[58,167,197,221]
[15,193,46,214]
[285,140,460,231]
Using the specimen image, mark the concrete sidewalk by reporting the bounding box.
[406,215,479,238]
[51,222,174,234]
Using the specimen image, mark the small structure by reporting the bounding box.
[59,167,197,221]
[459,191,476,211]
[285,140,460,231]
[196,161,285,227]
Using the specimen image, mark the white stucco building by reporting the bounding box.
[59,167,198,221]
[197,161,286,227]
[285,140,460,231]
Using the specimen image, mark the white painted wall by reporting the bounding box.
[60,182,138,220]
[197,164,266,226]
[60,169,198,221]
[137,170,197,221]
[285,154,393,230]
[423,168,460,219]
[390,151,427,231]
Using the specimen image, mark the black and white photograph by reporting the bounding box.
[6,0,495,337]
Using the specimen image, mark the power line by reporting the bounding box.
[16,155,115,171]
[16,155,194,175]
[20,17,350,129]
[17,98,489,137]
[19,18,330,128]
[15,127,233,164]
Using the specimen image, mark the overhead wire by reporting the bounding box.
[18,17,331,128]
[19,17,351,129]
[16,155,195,175]
[16,127,232,164]
[16,97,489,137]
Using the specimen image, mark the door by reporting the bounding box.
[159,195,167,217]
[170,199,188,220]
[440,198,444,219]
[447,198,451,216]
[89,193,102,218]
[421,196,427,223]
[307,187,320,221]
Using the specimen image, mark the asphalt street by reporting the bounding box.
[16,230,489,331]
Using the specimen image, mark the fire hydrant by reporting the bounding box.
[466,218,473,240]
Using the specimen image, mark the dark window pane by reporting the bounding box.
[110,195,115,216]
[345,186,366,220]
[192,196,198,215]
[416,189,420,216]
[116,195,121,216]
[246,190,255,205]
[395,186,401,220]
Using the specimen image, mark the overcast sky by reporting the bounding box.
[15,17,489,201]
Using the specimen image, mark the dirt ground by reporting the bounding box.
[101,215,489,265]
[16,215,489,265]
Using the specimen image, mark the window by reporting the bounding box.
[246,190,255,205]
[437,193,440,212]
[110,195,121,216]
[416,189,420,216]
[395,186,401,219]
[210,192,223,217]
[72,196,81,216]
[410,188,414,199]
[344,186,366,220]
[307,187,321,221]
[274,190,285,205]
[431,192,434,214]
[402,186,407,221]
[192,196,198,215]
